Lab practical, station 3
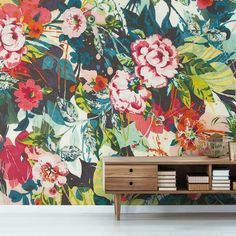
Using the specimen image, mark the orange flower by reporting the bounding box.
[176,110,206,151]
[28,20,43,39]
[93,75,108,92]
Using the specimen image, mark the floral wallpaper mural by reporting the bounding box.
[0,0,235,205]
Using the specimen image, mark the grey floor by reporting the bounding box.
[0,211,236,236]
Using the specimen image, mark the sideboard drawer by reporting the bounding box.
[105,165,157,178]
[105,178,157,191]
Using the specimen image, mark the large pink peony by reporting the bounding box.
[61,7,87,38]
[131,34,178,88]
[109,70,151,115]
[0,17,27,69]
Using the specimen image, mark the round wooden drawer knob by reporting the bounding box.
[129,181,133,186]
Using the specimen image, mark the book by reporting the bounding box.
[233,182,236,190]
[158,179,176,183]
[187,173,209,184]
[212,169,229,176]
[212,176,229,180]
[158,175,176,180]
[158,171,176,176]
[212,183,230,188]
[188,183,209,191]
[159,187,177,191]
[212,180,230,184]
[212,187,230,191]
[158,183,176,187]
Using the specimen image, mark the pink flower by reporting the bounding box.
[61,7,87,38]
[32,153,69,189]
[0,4,22,21]
[109,70,151,115]
[14,79,43,111]
[0,131,32,188]
[131,34,178,88]
[0,17,27,69]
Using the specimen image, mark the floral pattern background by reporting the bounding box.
[0,0,235,205]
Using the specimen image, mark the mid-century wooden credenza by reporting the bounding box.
[103,156,236,220]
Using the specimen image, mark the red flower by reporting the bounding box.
[176,110,206,151]
[93,75,108,92]
[2,62,29,78]
[34,198,42,205]
[129,99,185,137]
[14,79,43,111]
[197,0,214,9]
[0,131,32,188]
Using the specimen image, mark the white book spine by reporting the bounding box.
[159,187,177,191]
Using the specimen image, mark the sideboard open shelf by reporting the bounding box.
[103,156,236,220]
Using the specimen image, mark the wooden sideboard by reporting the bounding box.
[103,156,236,220]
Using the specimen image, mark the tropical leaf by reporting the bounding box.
[188,75,214,102]
[179,0,190,6]
[173,75,191,108]
[104,128,120,152]
[0,72,18,90]
[75,83,91,113]
[131,29,146,39]
[56,59,76,83]
[117,54,134,68]
[199,62,236,92]
[56,97,78,123]
[178,39,222,61]
[22,45,44,63]
[93,160,112,201]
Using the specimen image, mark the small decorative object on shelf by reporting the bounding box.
[197,134,228,158]
[226,113,236,161]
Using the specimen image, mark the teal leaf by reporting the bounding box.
[22,179,38,192]
[56,59,76,83]
[47,101,66,125]
[22,195,30,205]
[14,117,29,131]
[94,193,110,205]
[9,190,22,203]
[42,56,55,70]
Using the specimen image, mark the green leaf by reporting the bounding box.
[42,87,53,95]
[131,29,146,39]
[75,83,91,113]
[179,53,216,75]
[22,45,44,63]
[198,62,236,92]
[179,0,190,6]
[115,123,142,148]
[173,75,191,108]
[117,54,134,68]
[188,75,214,102]
[170,139,178,146]
[178,39,222,61]
[104,128,120,152]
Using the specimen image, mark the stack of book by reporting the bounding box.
[187,173,209,191]
[212,168,230,191]
[158,170,176,191]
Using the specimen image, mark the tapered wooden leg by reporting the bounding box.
[114,194,121,221]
